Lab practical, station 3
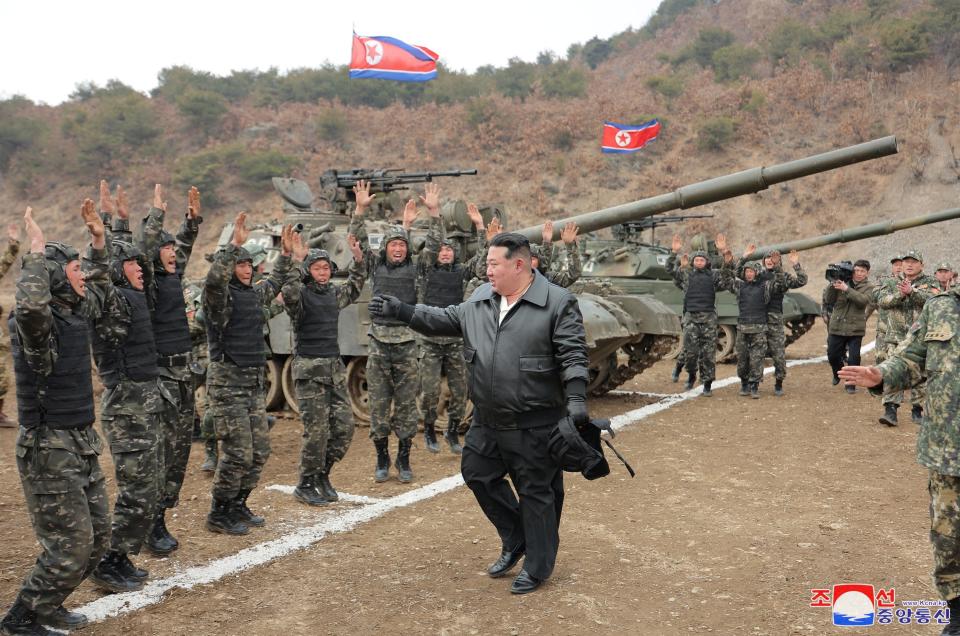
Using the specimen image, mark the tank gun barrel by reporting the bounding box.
[518,136,898,242]
[745,207,960,258]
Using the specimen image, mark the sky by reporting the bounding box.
[1,1,662,105]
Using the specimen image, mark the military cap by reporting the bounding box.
[935,261,954,273]
[901,249,923,262]
[889,253,903,263]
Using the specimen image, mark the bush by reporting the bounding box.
[552,129,576,151]
[697,116,736,151]
[495,58,536,100]
[711,45,760,82]
[836,35,874,74]
[540,63,587,98]
[691,28,736,67]
[878,18,930,70]
[642,0,700,37]
[465,97,499,128]
[173,150,224,203]
[235,150,298,185]
[176,89,228,132]
[0,98,43,172]
[64,93,161,166]
[767,20,824,64]
[645,74,685,99]
[315,109,348,143]
[581,37,615,69]
[818,8,866,44]
[69,80,138,102]
[739,89,766,114]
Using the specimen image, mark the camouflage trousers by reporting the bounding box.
[209,381,270,500]
[682,313,717,383]
[879,340,925,406]
[419,338,467,426]
[736,327,766,384]
[294,359,355,479]
[14,436,110,616]
[101,410,162,555]
[765,313,787,381]
[0,333,8,398]
[366,338,420,441]
[158,375,196,508]
[928,471,960,600]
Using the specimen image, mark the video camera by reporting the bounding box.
[825,261,855,284]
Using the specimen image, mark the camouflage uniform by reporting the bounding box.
[874,287,960,601]
[281,254,364,486]
[5,243,113,624]
[723,265,773,388]
[536,240,582,288]
[763,263,807,383]
[204,245,290,506]
[0,237,20,421]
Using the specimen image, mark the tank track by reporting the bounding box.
[589,334,678,397]
[784,315,817,347]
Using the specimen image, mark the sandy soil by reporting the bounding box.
[0,320,943,635]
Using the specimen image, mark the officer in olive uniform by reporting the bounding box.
[0,203,112,634]
[203,214,293,535]
[282,234,365,506]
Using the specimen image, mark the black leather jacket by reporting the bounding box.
[409,270,589,428]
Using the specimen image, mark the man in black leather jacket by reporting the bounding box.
[369,232,589,595]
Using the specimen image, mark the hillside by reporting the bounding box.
[0,0,958,286]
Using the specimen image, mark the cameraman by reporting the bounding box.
[825,259,874,392]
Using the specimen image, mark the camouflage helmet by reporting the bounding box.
[381,225,410,247]
[44,241,82,303]
[111,240,143,286]
[743,261,762,274]
[302,248,338,280]
[690,250,709,266]
[158,229,176,248]
[242,240,268,267]
[438,237,459,260]
[234,245,254,264]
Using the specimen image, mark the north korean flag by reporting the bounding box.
[349,34,439,82]
[601,119,661,154]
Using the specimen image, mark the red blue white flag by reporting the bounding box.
[601,119,661,154]
[349,33,439,82]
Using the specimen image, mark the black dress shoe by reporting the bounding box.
[487,547,525,578]
[510,569,543,594]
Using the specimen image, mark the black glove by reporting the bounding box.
[565,378,589,427]
[368,294,415,323]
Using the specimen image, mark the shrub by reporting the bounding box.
[173,150,224,203]
[692,28,736,67]
[767,20,824,64]
[739,89,766,114]
[711,44,760,82]
[541,63,587,99]
[64,93,161,166]
[642,0,700,37]
[552,129,576,151]
[465,97,498,128]
[581,37,615,69]
[494,59,536,100]
[176,89,228,132]
[235,150,298,185]
[836,35,874,74]
[645,74,685,99]
[878,18,930,70]
[697,116,736,151]
[315,109,348,143]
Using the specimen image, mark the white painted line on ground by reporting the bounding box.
[72,343,863,625]
[263,485,384,504]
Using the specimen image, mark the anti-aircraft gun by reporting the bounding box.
[514,136,900,395]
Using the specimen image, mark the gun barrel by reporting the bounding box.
[517,136,898,242]
[746,207,960,258]
[336,169,478,187]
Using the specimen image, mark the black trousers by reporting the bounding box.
[827,334,863,376]
[461,422,563,581]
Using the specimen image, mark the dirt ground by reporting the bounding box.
[0,320,944,635]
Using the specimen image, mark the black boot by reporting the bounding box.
[1,598,55,635]
[683,372,696,391]
[201,439,217,473]
[700,382,712,397]
[192,417,202,441]
[671,361,683,383]
[444,419,464,455]
[942,597,960,635]
[146,508,178,556]
[374,438,390,483]
[267,414,276,430]
[879,403,899,427]
[116,551,149,581]
[316,469,339,502]
[37,604,88,631]
[423,422,440,453]
[206,496,249,535]
[750,382,760,399]
[235,489,265,527]
[89,551,144,593]
[912,404,923,424]
[396,438,413,483]
[738,380,749,396]
[774,379,784,397]
[294,475,329,507]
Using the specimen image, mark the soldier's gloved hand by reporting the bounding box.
[368,294,415,323]
[565,378,590,427]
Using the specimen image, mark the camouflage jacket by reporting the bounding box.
[204,244,291,386]
[872,274,898,339]
[875,273,938,343]
[282,257,365,380]
[0,238,21,322]
[349,214,439,344]
[667,254,734,319]
[13,246,113,453]
[877,288,960,474]
[542,242,582,288]
[720,273,774,334]
[188,311,207,367]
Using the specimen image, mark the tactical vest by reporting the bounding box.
[423,265,464,308]
[207,282,265,367]
[93,287,160,389]
[296,285,340,358]
[152,272,192,356]
[10,309,95,429]
[685,269,717,313]
[372,261,417,326]
[761,269,786,314]
[738,282,768,325]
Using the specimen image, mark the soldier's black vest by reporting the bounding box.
[423,265,464,308]
[207,282,265,367]
[93,287,159,389]
[760,269,786,314]
[372,261,416,326]
[10,308,95,429]
[152,272,192,355]
[296,285,340,358]
[738,282,768,325]
[685,269,717,313]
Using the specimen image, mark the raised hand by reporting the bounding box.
[402,199,418,229]
[671,234,682,254]
[116,185,129,220]
[99,180,114,215]
[715,233,727,252]
[292,231,308,262]
[560,222,579,245]
[24,208,43,253]
[348,234,363,262]
[419,182,441,215]
[81,198,105,248]
[541,220,554,245]
[187,186,201,219]
[231,212,249,247]
[7,222,20,243]
[743,243,756,259]
[466,202,484,229]
[353,180,373,215]
[788,250,800,266]
[153,184,167,212]
[680,253,689,268]
[485,217,502,242]
[280,224,294,256]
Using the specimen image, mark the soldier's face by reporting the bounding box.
[744,268,757,282]
[438,245,455,264]
[386,239,408,263]
[902,258,922,277]
[853,265,869,282]
[890,260,902,275]
[487,246,529,295]
[65,260,85,297]
[235,261,253,285]
[310,260,332,284]
[123,259,144,290]
[160,244,177,273]
[693,256,707,269]
[936,269,953,285]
